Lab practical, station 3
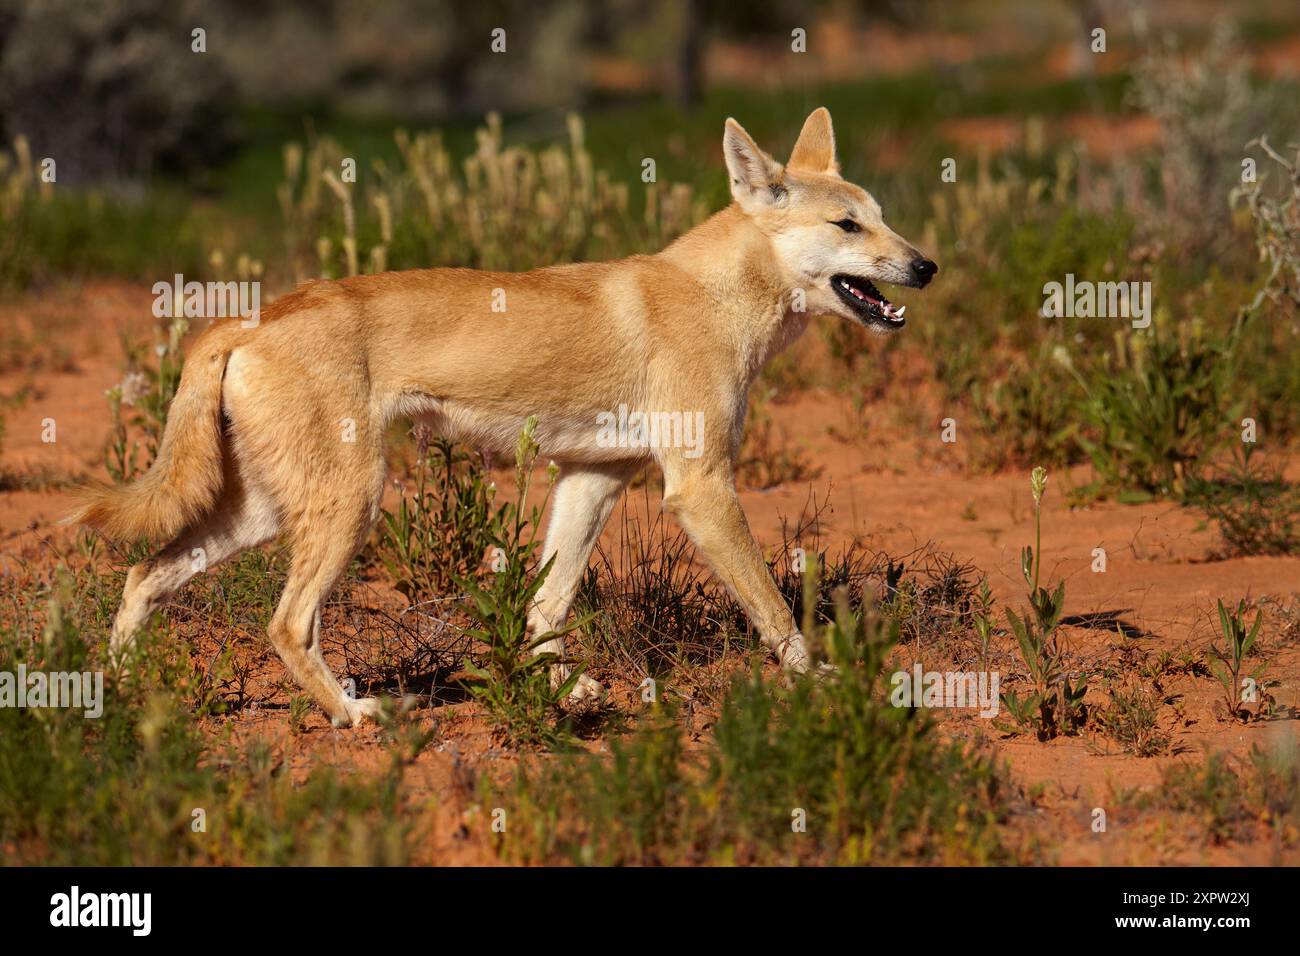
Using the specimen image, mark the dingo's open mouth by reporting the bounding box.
[832,273,907,330]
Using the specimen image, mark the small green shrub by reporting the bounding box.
[1188,447,1300,557]
[1158,753,1251,844]
[1059,322,1240,501]
[1130,24,1258,255]
[377,431,498,601]
[458,418,588,749]
[505,568,1010,865]
[1094,677,1171,757]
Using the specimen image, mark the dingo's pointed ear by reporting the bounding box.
[723,118,784,212]
[788,107,838,174]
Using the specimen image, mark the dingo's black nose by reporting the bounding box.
[911,258,938,287]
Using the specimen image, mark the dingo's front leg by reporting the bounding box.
[661,467,811,673]
[527,463,635,701]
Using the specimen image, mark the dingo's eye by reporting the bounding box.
[831,218,860,233]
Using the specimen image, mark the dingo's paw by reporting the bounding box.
[777,633,811,674]
[813,660,837,680]
[332,696,385,728]
[568,673,605,702]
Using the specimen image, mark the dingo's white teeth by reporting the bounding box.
[832,273,907,329]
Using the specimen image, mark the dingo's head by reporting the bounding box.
[723,107,937,333]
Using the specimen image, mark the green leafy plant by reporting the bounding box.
[1000,467,1087,739]
[1058,324,1239,501]
[378,431,498,600]
[973,577,995,673]
[1208,598,1270,722]
[458,417,589,748]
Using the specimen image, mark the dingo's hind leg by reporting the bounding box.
[527,463,634,701]
[268,470,385,728]
[110,470,278,662]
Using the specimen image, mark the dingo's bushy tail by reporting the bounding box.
[68,336,233,543]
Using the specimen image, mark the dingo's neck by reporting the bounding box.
[659,205,808,380]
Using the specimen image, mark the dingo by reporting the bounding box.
[71,108,936,727]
